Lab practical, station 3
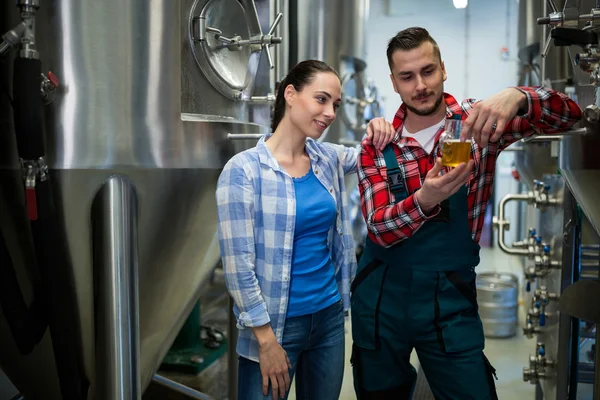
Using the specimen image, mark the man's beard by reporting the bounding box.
[406,92,444,116]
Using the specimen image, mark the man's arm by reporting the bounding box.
[461,86,583,149]
[357,141,441,248]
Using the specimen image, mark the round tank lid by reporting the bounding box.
[191,0,262,99]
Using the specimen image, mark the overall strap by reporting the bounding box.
[382,144,407,204]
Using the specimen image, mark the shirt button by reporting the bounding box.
[329,189,333,193]
[315,170,319,175]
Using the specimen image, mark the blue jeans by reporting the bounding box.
[238,299,345,400]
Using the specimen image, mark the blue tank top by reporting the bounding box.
[287,167,341,317]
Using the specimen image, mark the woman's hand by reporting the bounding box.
[258,338,292,399]
[366,117,395,151]
[252,324,292,399]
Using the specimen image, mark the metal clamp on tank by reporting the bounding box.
[523,343,555,384]
[193,12,283,70]
[493,180,559,256]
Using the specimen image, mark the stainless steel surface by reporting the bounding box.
[513,141,559,190]
[189,0,276,101]
[150,375,213,400]
[531,175,567,400]
[228,296,238,400]
[559,118,600,236]
[560,170,600,236]
[93,176,140,400]
[514,0,569,189]
[227,133,265,140]
[0,0,271,398]
[295,0,370,145]
[513,1,600,396]
[476,272,519,338]
[559,279,600,321]
[555,190,578,399]
[523,127,589,143]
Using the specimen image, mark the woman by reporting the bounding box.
[216,60,393,400]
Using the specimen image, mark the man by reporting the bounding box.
[350,27,582,399]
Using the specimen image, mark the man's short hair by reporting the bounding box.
[386,27,442,69]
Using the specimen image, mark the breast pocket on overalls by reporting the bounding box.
[350,258,390,350]
[436,268,485,353]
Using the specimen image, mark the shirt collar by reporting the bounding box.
[391,92,464,147]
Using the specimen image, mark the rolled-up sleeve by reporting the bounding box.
[216,159,270,329]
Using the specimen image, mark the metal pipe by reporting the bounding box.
[541,0,547,82]
[246,94,275,103]
[93,175,140,400]
[522,127,588,143]
[501,146,524,152]
[228,296,238,400]
[227,133,265,140]
[151,375,213,400]
[495,193,533,255]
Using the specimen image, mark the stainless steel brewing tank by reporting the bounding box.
[294,0,369,145]
[476,272,519,338]
[0,0,269,398]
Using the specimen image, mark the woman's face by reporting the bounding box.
[285,72,342,140]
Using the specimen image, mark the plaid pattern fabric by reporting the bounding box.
[216,135,358,361]
[358,87,582,248]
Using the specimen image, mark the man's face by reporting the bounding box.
[389,42,447,116]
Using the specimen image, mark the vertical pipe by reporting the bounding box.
[228,296,238,400]
[541,0,547,84]
[93,175,140,400]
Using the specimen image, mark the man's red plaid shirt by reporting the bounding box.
[358,87,582,248]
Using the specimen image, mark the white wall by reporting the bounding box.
[365,0,520,121]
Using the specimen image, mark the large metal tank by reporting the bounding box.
[513,0,564,189]
[0,0,273,398]
[293,0,371,145]
[509,0,600,398]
